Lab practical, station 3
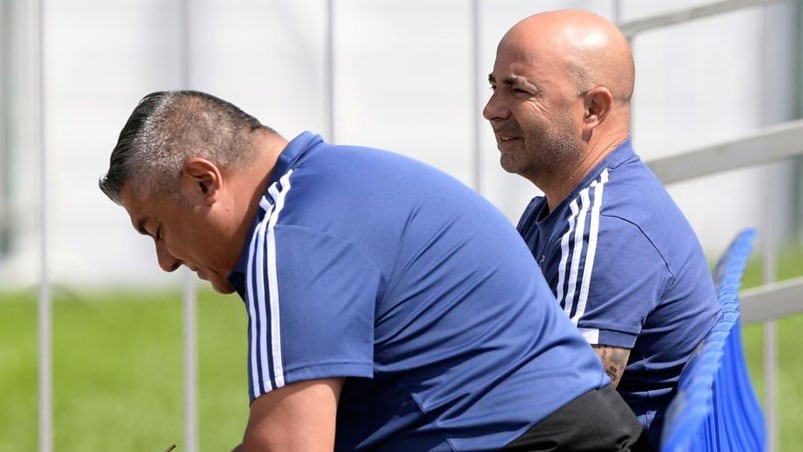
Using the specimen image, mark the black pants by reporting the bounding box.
[502,385,654,452]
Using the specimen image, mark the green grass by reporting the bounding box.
[0,246,801,450]
[0,288,247,452]
[740,247,803,451]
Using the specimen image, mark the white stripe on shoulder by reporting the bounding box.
[564,190,591,324]
[556,199,579,315]
[246,169,295,396]
[246,206,271,396]
[255,205,272,392]
[264,170,294,389]
[259,196,272,211]
[574,169,609,323]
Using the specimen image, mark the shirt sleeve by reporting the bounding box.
[563,215,672,349]
[244,224,380,401]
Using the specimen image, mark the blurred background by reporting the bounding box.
[0,0,801,451]
[1,0,801,286]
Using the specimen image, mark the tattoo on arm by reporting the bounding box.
[592,345,631,388]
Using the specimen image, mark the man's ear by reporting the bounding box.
[179,158,223,206]
[582,87,613,131]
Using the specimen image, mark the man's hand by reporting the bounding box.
[238,378,344,452]
[592,345,631,388]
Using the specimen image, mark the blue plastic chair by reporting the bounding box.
[660,228,766,452]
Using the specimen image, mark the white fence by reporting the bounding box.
[23,1,803,451]
[633,4,803,450]
[649,113,803,452]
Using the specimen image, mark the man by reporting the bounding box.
[483,9,720,447]
[100,90,650,451]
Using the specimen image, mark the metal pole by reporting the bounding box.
[760,6,779,452]
[612,0,623,22]
[33,0,52,450]
[0,1,7,257]
[182,270,197,452]
[470,0,481,192]
[179,0,191,89]
[612,0,632,134]
[795,0,803,245]
[613,0,637,141]
[178,1,198,451]
[762,217,778,452]
[324,0,335,143]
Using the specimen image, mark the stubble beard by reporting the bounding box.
[513,122,582,188]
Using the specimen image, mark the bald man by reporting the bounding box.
[484,9,720,448]
[102,90,652,451]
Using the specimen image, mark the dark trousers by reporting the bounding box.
[502,385,654,452]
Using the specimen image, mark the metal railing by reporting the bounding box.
[619,2,801,451]
[647,116,803,452]
[618,0,790,39]
[643,43,801,452]
[27,1,800,451]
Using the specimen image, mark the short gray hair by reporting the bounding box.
[99,90,272,204]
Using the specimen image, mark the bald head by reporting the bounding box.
[501,9,634,104]
[484,9,636,205]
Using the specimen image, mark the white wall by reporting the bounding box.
[0,0,799,289]
[627,1,800,258]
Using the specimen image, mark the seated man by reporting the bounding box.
[100,90,650,451]
[483,9,721,447]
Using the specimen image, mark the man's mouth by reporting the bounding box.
[492,125,521,143]
[188,265,208,280]
[495,134,522,149]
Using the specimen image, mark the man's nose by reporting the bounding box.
[155,242,181,272]
[483,92,509,122]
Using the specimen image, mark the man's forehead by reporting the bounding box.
[123,203,152,236]
[492,43,556,88]
[119,184,143,211]
[493,46,533,75]
[119,184,156,234]
[495,30,557,72]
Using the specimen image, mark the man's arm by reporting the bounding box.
[591,345,631,388]
[232,378,344,452]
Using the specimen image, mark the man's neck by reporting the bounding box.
[231,131,288,251]
[542,132,628,211]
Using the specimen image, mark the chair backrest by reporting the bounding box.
[660,228,766,452]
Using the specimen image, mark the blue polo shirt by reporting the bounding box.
[228,132,609,451]
[517,138,720,447]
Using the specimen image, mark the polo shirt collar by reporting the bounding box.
[226,130,323,297]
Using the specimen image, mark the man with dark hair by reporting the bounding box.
[484,10,720,447]
[101,90,650,451]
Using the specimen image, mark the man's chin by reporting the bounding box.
[499,155,520,175]
[209,278,236,294]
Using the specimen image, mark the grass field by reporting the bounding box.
[0,289,247,452]
[1,250,801,451]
